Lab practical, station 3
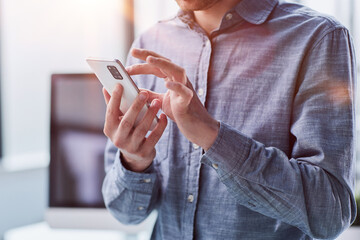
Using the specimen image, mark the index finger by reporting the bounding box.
[126,63,167,78]
[143,114,168,150]
[103,87,111,105]
[131,48,170,62]
[146,56,186,84]
[105,84,123,127]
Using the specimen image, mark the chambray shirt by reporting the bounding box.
[102,0,357,239]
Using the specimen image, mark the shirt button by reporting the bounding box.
[197,88,204,96]
[206,39,211,47]
[212,163,219,169]
[137,206,144,211]
[225,13,233,21]
[142,178,151,183]
[187,194,194,203]
[193,143,200,150]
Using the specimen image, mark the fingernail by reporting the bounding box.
[160,113,167,120]
[131,48,139,54]
[147,56,155,63]
[112,88,118,95]
[151,99,160,108]
[139,92,147,100]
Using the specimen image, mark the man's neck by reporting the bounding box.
[193,0,241,35]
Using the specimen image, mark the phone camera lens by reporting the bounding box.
[107,65,123,80]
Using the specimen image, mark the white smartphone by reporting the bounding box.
[86,58,158,130]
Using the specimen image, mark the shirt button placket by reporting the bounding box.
[205,39,211,48]
[197,38,211,106]
[183,35,211,240]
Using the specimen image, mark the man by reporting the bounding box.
[102,0,357,239]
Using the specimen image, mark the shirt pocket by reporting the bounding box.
[154,121,171,164]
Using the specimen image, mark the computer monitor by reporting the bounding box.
[46,73,156,233]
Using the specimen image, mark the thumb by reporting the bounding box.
[139,88,164,103]
[165,81,193,105]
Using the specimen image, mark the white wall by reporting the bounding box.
[134,0,178,37]
[0,0,127,160]
[300,0,354,37]
[0,0,179,163]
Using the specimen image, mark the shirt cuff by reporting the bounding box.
[113,150,157,195]
[201,121,252,180]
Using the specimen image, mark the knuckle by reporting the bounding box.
[111,131,128,149]
[134,127,147,139]
[188,89,194,98]
[113,139,123,148]
[120,119,132,130]
[179,68,186,75]
[103,123,117,138]
[175,68,186,79]
[106,108,117,117]
[113,133,126,148]
[103,126,109,137]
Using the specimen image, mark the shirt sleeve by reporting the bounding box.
[201,27,357,239]
[102,139,159,224]
[102,37,160,225]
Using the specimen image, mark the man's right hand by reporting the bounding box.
[103,84,168,172]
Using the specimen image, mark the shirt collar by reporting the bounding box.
[176,0,278,27]
[235,0,279,25]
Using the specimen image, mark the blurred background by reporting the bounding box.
[0,0,359,239]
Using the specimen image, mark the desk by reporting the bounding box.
[5,222,360,240]
[336,226,360,240]
[4,222,151,240]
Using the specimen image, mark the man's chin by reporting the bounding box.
[175,0,220,11]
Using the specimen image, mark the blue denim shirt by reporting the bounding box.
[102,0,357,239]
